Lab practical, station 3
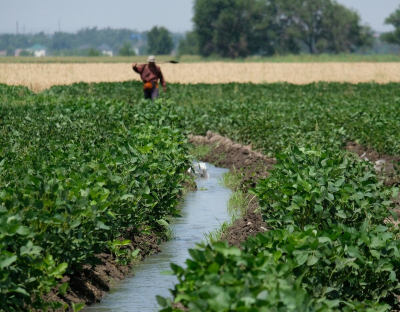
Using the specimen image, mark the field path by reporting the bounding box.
[1,62,400,91]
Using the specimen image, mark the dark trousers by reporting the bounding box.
[144,88,159,101]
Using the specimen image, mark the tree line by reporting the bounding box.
[1,2,400,58]
[179,0,400,57]
[382,5,400,46]
[0,27,177,56]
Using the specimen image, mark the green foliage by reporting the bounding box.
[18,50,34,57]
[382,5,400,45]
[0,28,143,54]
[172,83,400,157]
[160,236,393,311]
[161,148,400,311]
[87,47,101,56]
[130,80,400,310]
[39,81,400,159]
[282,0,373,54]
[192,0,373,57]
[254,147,397,230]
[159,242,339,312]
[188,144,211,160]
[3,80,399,311]
[0,85,190,310]
[119,42,136,56]
[178,32,200,56]
[147,26,174,55]
[248,223,400,305]
[220,169,242,190]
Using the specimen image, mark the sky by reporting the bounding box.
[0,0,399,35]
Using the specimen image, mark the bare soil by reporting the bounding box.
[189,131,275,247]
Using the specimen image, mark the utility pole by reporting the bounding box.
[16,21,19,35]
[58,19,60,32]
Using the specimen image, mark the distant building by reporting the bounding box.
[27,44,47,57]
[0,50,6,57]
[98,44,113,57]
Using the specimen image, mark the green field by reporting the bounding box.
[0,84,191,311]
[1,53,400,63]
[1,81,400,311]
[45,81,400,157]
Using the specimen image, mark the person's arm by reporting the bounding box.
[132,63,145,74]
[159,69,166,92]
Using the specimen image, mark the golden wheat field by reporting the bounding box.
[1,62,400,91]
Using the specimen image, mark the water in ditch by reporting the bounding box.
[84,163,231,312]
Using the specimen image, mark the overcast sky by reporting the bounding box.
[0,0,399,35]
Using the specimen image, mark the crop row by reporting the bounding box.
[43,81,400,157]
[0,85,190,311]
[159,147,399,311]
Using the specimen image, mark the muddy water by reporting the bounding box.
[84,164,231,312]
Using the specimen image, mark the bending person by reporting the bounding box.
[132,55,167,100]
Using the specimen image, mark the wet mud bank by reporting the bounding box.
[45,231,164,311]
[189,131,275,247]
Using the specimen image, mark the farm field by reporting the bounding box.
[0,84,191,311]
[1,62,400,91]
[1,80,400,311]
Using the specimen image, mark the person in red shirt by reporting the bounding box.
[132,55,167,100]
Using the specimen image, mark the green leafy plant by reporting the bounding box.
[162,147,400,311]
[0,89,191,310]
[253,147,399,230]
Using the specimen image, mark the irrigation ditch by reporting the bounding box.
[84,163,231,312]
[50,131,276,311]
[56,131,400,311]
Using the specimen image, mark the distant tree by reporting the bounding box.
[87,48,100,57]
[6,48,14,56]
[0,34,30,52]
[193,0,301,58]
[147,26,173,55]
[51,32,75,51]
[381,5,400,45]
[119,42,136,56]
[280,0,373,54]
[192,0,373,58]
[19,50,34,57]
[193,0,254,58]
[178,31,199,55]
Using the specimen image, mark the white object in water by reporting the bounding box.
[188,162,209,178]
